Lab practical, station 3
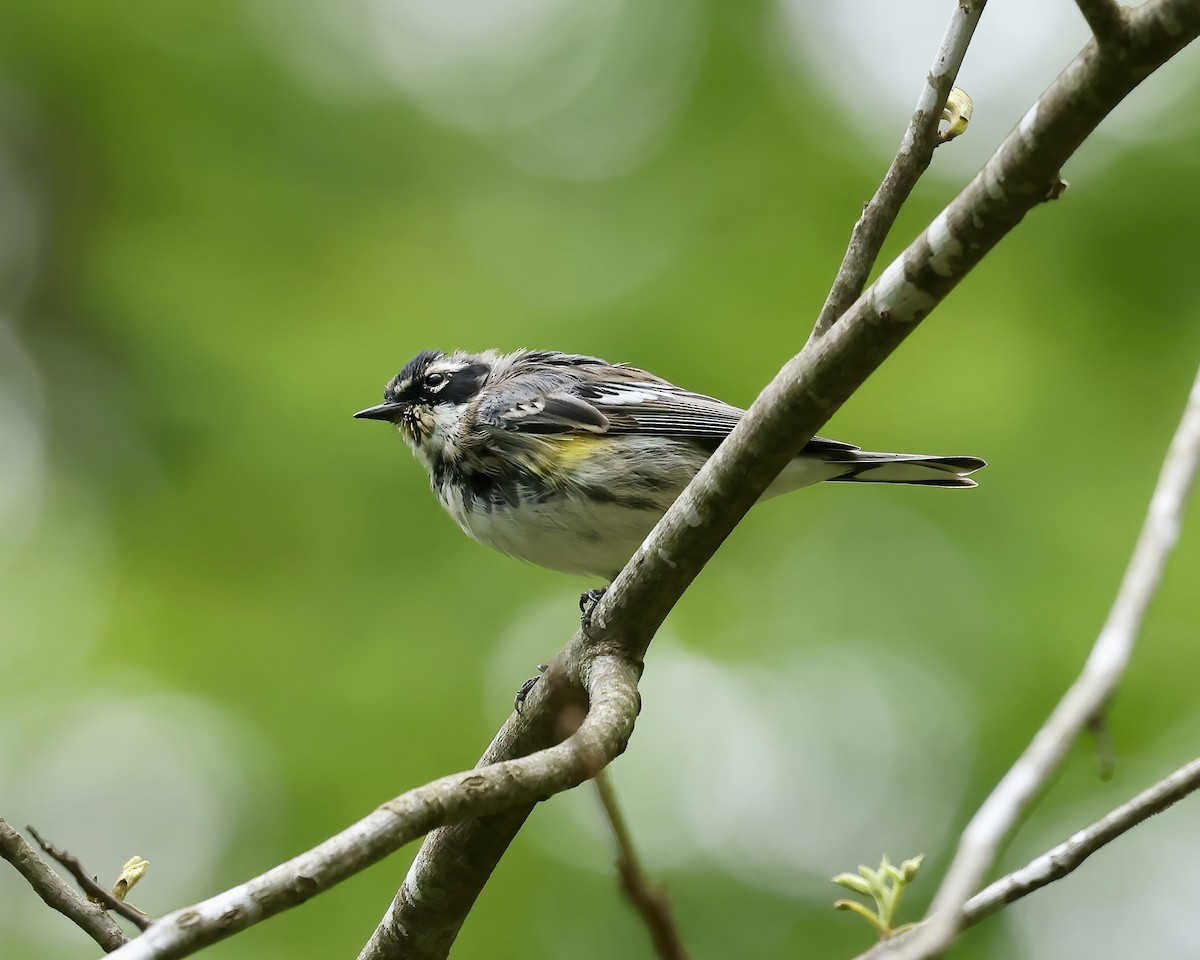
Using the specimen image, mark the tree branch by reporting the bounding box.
[811,0,986,340]
[850,754,1200,956]
[100,655,640,960]
[1075,0,1129,45]
[594,770,691,960]
[964,755,1200,925]
[26,826,153,930]
[876,354,1200,960]
[0,818,129,953]
[366,2,1200,955]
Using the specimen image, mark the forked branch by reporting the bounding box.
[811,0,986,339]
[100,655,640,960]
[0,819,128,953]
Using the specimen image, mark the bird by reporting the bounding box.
[354,349,985,586]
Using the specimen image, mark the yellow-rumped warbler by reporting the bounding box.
[354,350,984,582]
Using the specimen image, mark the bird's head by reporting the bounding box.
[354,350,492,454]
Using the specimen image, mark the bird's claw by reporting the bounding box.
[579,587,607,630]
[515,587,607,712]
[514,663,549,713]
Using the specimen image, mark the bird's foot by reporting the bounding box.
[579,587,607,631]
[514,663,549,713]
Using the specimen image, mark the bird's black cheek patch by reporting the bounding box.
[436,363,491,405]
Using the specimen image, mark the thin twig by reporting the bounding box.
[0,819,129,952]
[594,771,692,960]
[875,358,1200,960]
[810,0,986,340]
[27,826,153,930]
[853,754,1200,956]
[1075,0,1129,44]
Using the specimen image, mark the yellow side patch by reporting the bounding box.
[519,434,605,486]
[549,434,603,465]
[523,434,603,482]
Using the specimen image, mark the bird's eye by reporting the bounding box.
[425,372,447,391]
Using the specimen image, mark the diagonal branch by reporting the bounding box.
[0,819,129,952]
[99,655,640,960]
[811,0,986,340]
[875,354,1200,960]
[366,2,1200,956]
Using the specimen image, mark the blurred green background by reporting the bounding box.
[2,2,1200,959]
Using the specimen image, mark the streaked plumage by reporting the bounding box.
[355,349,985,579]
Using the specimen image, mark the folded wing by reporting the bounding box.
[478,361,857,454]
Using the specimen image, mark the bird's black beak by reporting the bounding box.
[353,401,404,422]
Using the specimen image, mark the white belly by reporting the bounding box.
[428,445,849,579]
[440,485,660,580]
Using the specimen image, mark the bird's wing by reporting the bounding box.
[577,379,746,440]
[581,381,859,453]
[484,390,612,435]
[478,361,857,453]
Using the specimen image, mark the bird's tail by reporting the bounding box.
[823,452,986,488]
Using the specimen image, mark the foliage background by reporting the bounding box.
[2,2,1199,958]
